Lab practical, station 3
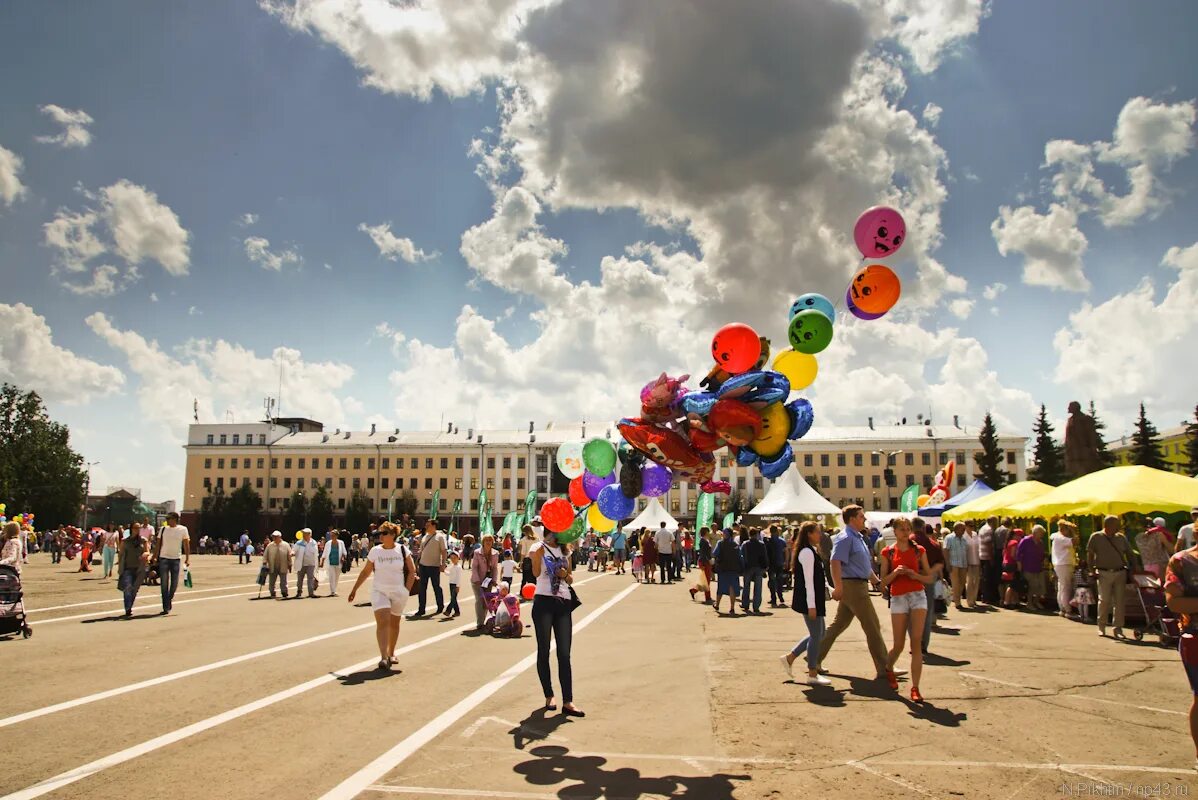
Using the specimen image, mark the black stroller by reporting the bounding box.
[0,564,32,639]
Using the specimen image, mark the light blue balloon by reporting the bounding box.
[789,293,835,323]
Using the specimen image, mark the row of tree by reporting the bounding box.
[196,483,428,540]
[975,403,1198,488]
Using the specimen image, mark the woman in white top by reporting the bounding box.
[529,530,584,717]
[348,522,416,671]
[1050,520,1078,618]
[319,531,347,597]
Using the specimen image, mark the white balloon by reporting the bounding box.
[556,440,585,480]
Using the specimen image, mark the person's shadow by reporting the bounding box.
[335,666,402,686]
[509,708,575,750]
[81,613,157,623]
[901,697,967,727]
[923,653,970,667]
[513,745,748,799]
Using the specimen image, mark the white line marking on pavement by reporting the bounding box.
[958,671,1038,690]
[850,761,938,799]
[25,583,257,613]
[0,621,373,729]
[0,623,474,800]
[445,746,791,766]
[318,581,637,800]
[1062,694,1186,717]
[365,788,557,799]
[866,759,1194,777]
[27,591,259,625]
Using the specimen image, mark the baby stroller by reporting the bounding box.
[1131,572,1179,646]
[0,565,32,639]
[483,589,524,638]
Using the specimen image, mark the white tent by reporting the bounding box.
[748,466,842,516]
[625,497,680,531]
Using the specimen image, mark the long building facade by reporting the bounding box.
[181,417,1027,534]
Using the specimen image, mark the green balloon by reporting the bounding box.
[555,512,586,544]
[582,438,617,477]
[788,309,833,355]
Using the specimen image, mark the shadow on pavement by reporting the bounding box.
[800,684,848,707]
[510,708,575,750]
[336,666,403,686]
[901,698,967,727]
[838,674,895,700]
[514,745,749,799]
[923,653,970,667]
[81,613,159,623]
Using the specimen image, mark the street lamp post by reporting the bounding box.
[871,449,903,512]
[82,461,100,529]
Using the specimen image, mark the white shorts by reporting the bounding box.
[890,590,928,615]
[371,589,409,616]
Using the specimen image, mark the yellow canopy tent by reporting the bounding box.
[942,480,1054,522]
[1005,465,1198,518]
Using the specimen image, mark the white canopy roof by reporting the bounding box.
[624,497,680,531]
[748,466,842,516]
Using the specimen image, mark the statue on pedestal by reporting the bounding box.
[1064,400,1103,477]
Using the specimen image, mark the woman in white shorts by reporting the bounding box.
[348,521,416,671]
[879,517,934,703]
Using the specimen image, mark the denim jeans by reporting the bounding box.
[446,583,460,615]
[791,614,826,670]
[159,558,181,612]
[659,552,674,583]
[532,595,573,703]
[121,568,141,615]
[768,568,785,604]
[740,567,763,611]
[417,564,444,613]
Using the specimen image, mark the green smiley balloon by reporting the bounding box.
[788,309,834,354]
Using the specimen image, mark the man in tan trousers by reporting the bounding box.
[818,505,898,680]
[1087,515,1130,638]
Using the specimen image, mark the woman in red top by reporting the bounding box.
[640,529,658,584]
[880,517,934,703]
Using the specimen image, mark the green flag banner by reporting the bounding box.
[502,511,519,535]
[899,484,920,513]
[482,503,495,537]
[722,512,735,530]
[477,488,488,530]
[522,490,538,529]
[430,489,440,520]
[696,492,716,532]
[448,499,462,534]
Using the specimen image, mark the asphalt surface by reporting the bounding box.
[2,555,1194,799]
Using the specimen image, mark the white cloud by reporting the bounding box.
[35,104,94,148]
[1052,242,1198,427]
[991,203,1089,291]
[244,235,301,271]
[0,144,27,208]
[44,180,191,292]
[87,313,358,442]
[459,187,569,301]
[358,222,434,263]
[238,212,259,226]
[0,303,124,402]
[922,102,942,127]
[188,306,200,316]
[372,322,407,357]
[874,0,988,73]
[947,297,974,319]
[149,292,159,303]
[982,282,1006,301]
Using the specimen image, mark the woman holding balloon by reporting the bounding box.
[529,527,585,717]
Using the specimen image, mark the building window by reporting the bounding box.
[257,458,264,469]
[455,478,463,489]
[204,458,212,469]
[837,475,847,489]
[232,434,240,445]
[256,477,263,489]
[325,458,333,469]
[425,478,433,489]
[324,478,331,488]
[922,474,932,487]
[517,457,525,470]
[820,454,829,467]
[904,453,914,466]
[425,458,433,469]
[536,477,548,493]
[258,434,266,445]
[338,498,345,510]
[905,474,915,487]
[804,454,813,467]
[854,454,863,467]
[283,458,291,469]
[854,476,864,489]
[873,497,881,510]
[955,450,966,465]
[269,497,276,509]
[486,479,494,489]
[353,477,361,489]
[409,478,417,489]
[339,458,347,469]
[368,458,375,470]
[440,477,448,489]
[503,478,511,489]
[243,458,250,468]
[837,454,846,467]
[872,475,880,489]
[297,457,305,470]
[297,477,305,489]
[671,499,680,512]
[270,477,277,488]
[470,500,479,511]
[203,476,211,488]
[754,477,762,489]
[673,482,681,490]
[920,452,929,466]
[536,455,547,471]
[367,498,375,510]
[220,434,227,445]
[440,498,447,511]
[471,478,479,490]
[381,477,389,489]
[283,477,291,489]
[353,458,361,470]
[472,457,480,469]
[439,458,448,469]
[455,457,464,469]
[517,478,525,490]
[382,458,390,469]
[338,478,346,489]
[940,452,949,466]
[957,475,967,488]
[207,434,214,445]
[484,457,493,470]
[217,458,225,469]
[367,477,375,489]
[820,476,830,489]
[1006,451,1016,464]
[688,498,698,513]
[502,457,511,469]
[737,477,746,491]
[870,453,880,467]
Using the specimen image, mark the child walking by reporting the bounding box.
[444,551,463,618]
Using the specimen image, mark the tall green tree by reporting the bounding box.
[1130,402,1166,470]
[1185,405,1198,477]
[0,384,87,527]
[199,486,227,538]
[224,483,262,541]
[345,490,371,534]
[1028,404,1067,485]
[398,489,418,518]
[283,490,307,534]
[308,483,334,534]
[1089,400,1117,469]
[973,412,1009,489]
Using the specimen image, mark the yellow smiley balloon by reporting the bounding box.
[751,402,791,459]
[773,349,818,390]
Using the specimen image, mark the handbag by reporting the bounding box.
[568,585,582,611]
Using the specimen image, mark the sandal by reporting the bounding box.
[563,706,586,717]
[885,670,899,690]
[910,687,924,703]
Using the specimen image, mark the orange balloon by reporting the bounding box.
[848,265,901,315]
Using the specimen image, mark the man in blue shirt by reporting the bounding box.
[816,505,895,681]
[610,527,627,575]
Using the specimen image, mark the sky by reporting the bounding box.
[1,0,1196,505]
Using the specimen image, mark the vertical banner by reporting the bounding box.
[522,490,538,530]
[429,489,440,520]
[722,512,735,530]
[502,511,519,535]
[899,484,920,513]
[448,499,462,534]
[696,492,716,532]
[477,489,490,536]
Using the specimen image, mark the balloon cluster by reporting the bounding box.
[2,505,35,528]
[543,438,634,544]
[917,461,955,508]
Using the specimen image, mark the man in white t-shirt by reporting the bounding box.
[655,522,676,585]
[292,528,319,599]
[1176,508,1198,554]
[153,512,190,614]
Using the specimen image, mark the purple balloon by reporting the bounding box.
[846,288,884,320]
[582,470,616,501]
[641,463,673,497]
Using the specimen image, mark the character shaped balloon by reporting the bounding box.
[710,323,761,375]
[853,206,906,259]
[789,293,835,323]
[639,373,690,422]
[849,264,901,316]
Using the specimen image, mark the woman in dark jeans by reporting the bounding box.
[529,530,585,717]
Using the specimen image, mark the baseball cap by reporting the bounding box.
[1152,517,1167,528]
[301,527,312,534]
[271,530,282,538]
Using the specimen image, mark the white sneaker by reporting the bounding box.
[780,655,794,679]
[807,674,832,686]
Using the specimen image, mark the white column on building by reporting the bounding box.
[460,451,469,517]
[680,476,689,518]
[508,450,517,513]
